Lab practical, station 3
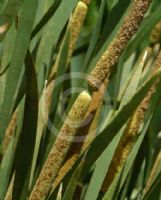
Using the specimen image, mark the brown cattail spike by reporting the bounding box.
[51,80,108,191]
[2,109,18,155]
[29,91,91,200]
[52,154,78,190]
[49,1,89,79]
[68,1,88,60]
[102,51,161,192]
[101,108,144,192]
[88,0,151,90]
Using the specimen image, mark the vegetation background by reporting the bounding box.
[1,0,161,199]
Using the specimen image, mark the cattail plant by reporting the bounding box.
[30,0,90,186]
[40,0,90,117]
[29,91,91,200]
[52,153,78,191]
[51,1,153,188]
[50,0,90,78]
[68,0,89,60]
[88,0,151,90]
[1,0,161,200]
[101,51,161,192]
[51,80,108,191]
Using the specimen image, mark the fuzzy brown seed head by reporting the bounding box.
[52,154,78,190]
[49,1,88,77]
[29,91,91,200]
[68,1,88,60]
[101,108,143,192]
[51,80,108,192]
[102,50,161,193]
[44,79,55,122]
[88,0,151,90]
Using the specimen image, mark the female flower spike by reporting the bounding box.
[68,1,88,60]
[29,91,91,200]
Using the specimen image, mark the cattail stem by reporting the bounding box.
[88,0,151,90]
[101,51,161,192]
[29,91,91,200]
